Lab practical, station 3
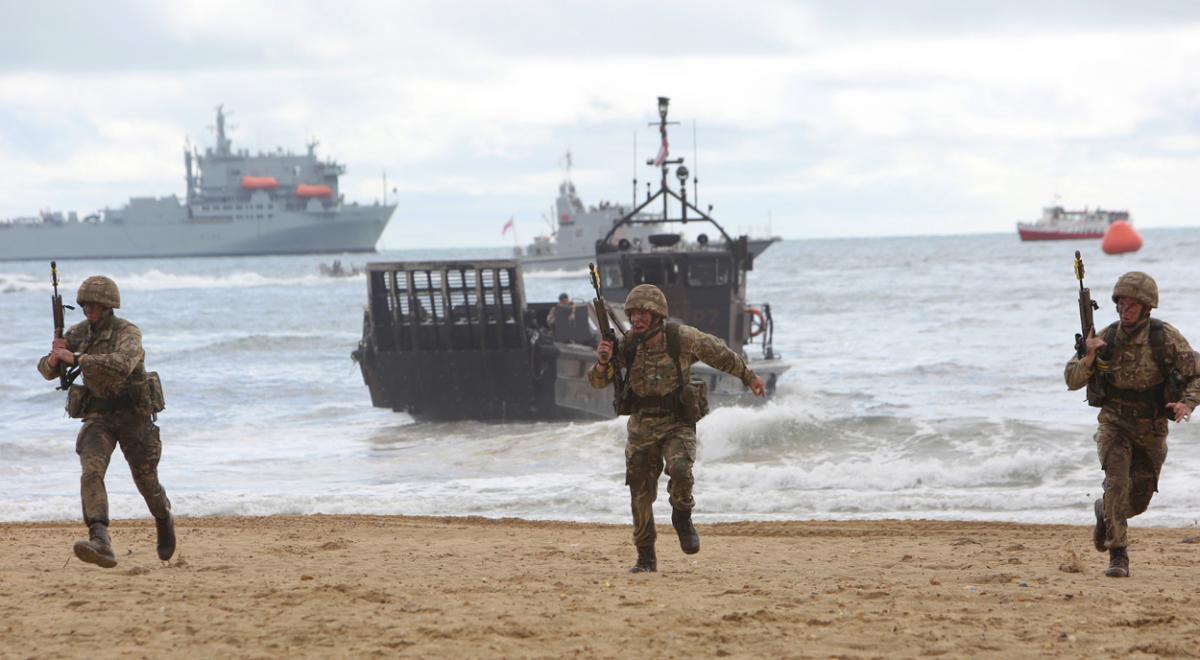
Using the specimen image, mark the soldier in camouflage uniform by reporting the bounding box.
[1065,272,1199,578]
[590,284,766,573]
[37,276,175,568]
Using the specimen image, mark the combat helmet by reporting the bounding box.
[1111,272,1157,309]
[76,276,121,309]
[625,284,668,317]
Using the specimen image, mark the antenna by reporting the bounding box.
[693,119,699,208]
[632,131,637,208]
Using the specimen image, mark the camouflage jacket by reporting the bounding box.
[38,313,146,400]
[589,324,756,435]
[1065,318,1200,409]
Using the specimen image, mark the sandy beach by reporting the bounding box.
[1,515,1199,658]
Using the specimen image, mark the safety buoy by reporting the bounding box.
[748,307,766,338]
[1102,220,1142,255]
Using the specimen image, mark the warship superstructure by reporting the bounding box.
[519,157,780,273]
[354,97,787,421]
[0,106,396,261]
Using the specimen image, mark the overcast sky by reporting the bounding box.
[3,1,1200,248]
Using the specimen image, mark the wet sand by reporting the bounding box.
[1,515,1199,658]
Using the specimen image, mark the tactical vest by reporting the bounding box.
[616,322,710,424]
[1087,318,1188,417]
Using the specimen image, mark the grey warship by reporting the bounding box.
[353,97,788,421]
[519,156,780,273]
[0,106,396,261]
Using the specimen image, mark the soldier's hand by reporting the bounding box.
[748,376,766,397]
[51,348,76,365]
[1166,402,1193,423]
[1084,328,1106,357]
[597,339,613,364]
[52,338,69,351]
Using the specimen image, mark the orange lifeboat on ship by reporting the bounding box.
[296,184,333,199]
[241,176,279,191]
[1102,220,1142,255]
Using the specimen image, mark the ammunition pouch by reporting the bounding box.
[65,384,89,419]
[679,377,709,424]
[127,371,165,418]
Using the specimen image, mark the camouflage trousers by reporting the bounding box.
[1094,411,1168,550]
[625,414,697,548]
[77,410,170,526]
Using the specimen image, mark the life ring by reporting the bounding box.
[748,306,766,338]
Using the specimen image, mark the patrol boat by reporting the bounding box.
[0,106,396,261]
[352,97,788,421]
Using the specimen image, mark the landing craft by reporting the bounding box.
[352,97,789,421]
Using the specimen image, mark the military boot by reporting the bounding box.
[1105,547,1130,578]
[155,513,176,561]
[1092,498,1107,552]
[671,508,700,555]
[629,545,657,573]
[73,522,117,568]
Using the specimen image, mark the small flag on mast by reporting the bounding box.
[653,132,669,167]
[501,217,514,235]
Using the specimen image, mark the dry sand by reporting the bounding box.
[1,515,1199,658]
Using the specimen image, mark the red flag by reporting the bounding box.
[653,132,669,166]
[501,217,514,235]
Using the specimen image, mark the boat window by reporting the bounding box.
[601,262,623,289]
[632,259,677,286]
[687,258,730,287]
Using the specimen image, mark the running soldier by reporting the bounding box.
[1065,271,1199,577]
[38,276,175,567]
[590,284,765,573]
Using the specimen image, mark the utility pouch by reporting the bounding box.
[147,372,165,413]
[65,384,89,418]
[127,371,165,417]
[679,377,710,424]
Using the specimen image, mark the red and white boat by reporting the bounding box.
[1017,206,1130,241]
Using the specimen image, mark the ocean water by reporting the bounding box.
[3,229,1200,528]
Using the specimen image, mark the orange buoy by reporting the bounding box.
[1102,220,1142,254]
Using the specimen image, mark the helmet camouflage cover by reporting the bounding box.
[624,284,668,317]
[1111,271,1158,309]
[76,275,121,309]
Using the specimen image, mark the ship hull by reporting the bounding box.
[0,204,395,261]
[1017,227,1104,241]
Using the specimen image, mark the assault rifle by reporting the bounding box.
[50,261,80,390]
[1074,250,1101,359]
[588,263,627,408]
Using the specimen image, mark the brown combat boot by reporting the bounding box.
[629,545,657,573]
[1092,498,1107,552]
[73,522,118,568]
[1105,547,1130,578]
[155,513,176,561]
[671,508,700,555]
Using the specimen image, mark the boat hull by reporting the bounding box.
[1017,227,1104,241]
[0,204,395,261]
